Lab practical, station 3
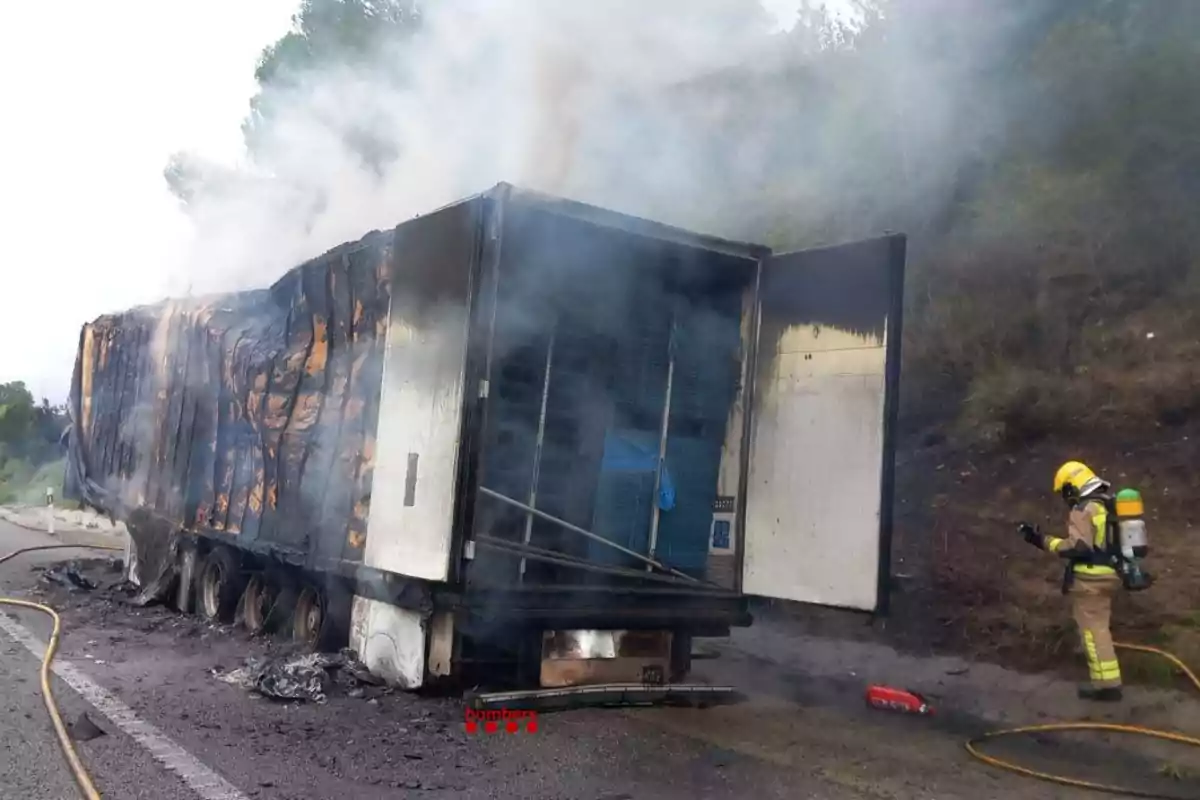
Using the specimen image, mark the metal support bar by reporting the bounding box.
[647,318,676,567]
[476,534,703,587]
[520,329,555,582]
[477,486,702,584]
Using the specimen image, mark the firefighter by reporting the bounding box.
[1019,461,1123,701]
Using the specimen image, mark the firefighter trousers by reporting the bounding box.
[1070,574,1122,689]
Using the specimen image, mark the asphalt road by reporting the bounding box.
[0,630,80,800]
[5,516,1187,800]
[0,521,199,800]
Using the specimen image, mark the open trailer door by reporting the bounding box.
[742,234,906,613]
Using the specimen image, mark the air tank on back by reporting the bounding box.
[1115,488,1151,591]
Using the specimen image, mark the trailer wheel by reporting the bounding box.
[292,585,323,648]
[292,583,351,652]
[241,573,276,635]
[266,578,298,632]
[198,548,243,623]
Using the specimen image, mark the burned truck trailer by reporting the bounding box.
[66,183,906,689]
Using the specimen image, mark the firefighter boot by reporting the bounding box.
[1077,685,1123,702]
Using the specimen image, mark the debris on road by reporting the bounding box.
[39,563,97,592]
[217,649,382,703]
[68,712,106,742]
[219,653,332,702]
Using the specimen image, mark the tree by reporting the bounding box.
[0,382,68,464]
[0,382,36,450]
[33,399,69,452]
[243,0,421,170]
[164,0,421,209]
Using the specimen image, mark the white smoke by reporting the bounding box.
[170,0,782,296]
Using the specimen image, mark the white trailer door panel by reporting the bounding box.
[365,203,480,582]
[743,235,904,612]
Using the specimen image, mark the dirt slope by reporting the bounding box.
[887,422,1200,681]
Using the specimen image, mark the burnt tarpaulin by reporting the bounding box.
[39,563,98,593]
[64,230,393,574]
[124,507,183,606]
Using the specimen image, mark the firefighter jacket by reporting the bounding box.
[1045,498,1118,578]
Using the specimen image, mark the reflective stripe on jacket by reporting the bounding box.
[1044,499,1117,576]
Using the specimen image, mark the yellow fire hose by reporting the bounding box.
[966,642,1200,798]
[0,544,124,800]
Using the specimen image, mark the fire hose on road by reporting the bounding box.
[0,543,124,800]
[965,642,1200,798]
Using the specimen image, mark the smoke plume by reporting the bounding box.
[169,0,785,295]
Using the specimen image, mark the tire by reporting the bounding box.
[197,547,243,623]
[291,581,351,652]
[240,573,277,635]
[266,577,298,633]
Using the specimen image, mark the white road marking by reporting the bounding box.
[0,612,250,800]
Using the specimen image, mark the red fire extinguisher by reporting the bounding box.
[865,685,934,716]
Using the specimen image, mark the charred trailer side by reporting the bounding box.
[65,231,395,648]
[65,183,906,690]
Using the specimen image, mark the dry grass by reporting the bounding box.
[902,263,1200,443]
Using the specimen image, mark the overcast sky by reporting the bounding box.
[0,1,807,404]
[0,0,297,403]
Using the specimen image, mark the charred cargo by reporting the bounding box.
[66,183,906,689]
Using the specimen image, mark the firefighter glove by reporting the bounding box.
[1018,522,1044,549]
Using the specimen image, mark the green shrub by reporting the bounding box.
[0,457,64,508]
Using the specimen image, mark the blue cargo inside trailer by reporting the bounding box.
[470,200,750,587]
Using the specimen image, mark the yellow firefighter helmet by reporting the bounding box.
[1053,460,1105,501]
